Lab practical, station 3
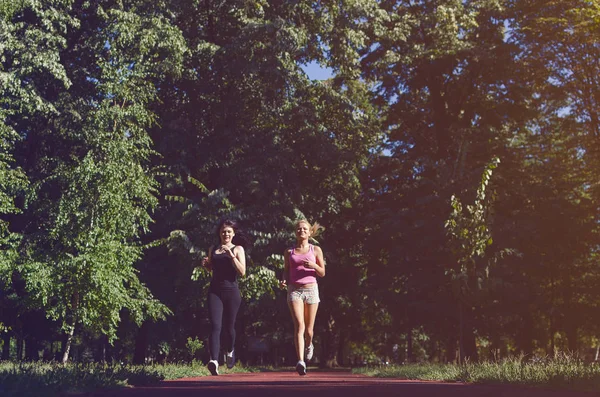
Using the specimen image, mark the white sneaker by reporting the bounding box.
[296,360,307,376]
[305,343,314,361]
[207,360,219,376]
[226,350,235,369]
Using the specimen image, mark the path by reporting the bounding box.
[91,369,600,397]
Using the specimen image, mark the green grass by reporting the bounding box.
[352,354,600,392]
[0,360,257,397]
[4,354,599,396]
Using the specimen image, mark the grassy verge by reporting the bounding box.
[352,354,600,392]
[0,361,257,397]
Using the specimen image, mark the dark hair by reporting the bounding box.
[216,219,253,249]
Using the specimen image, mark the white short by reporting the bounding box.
[287,284,320,304]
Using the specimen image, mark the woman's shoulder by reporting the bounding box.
[234,245,245,253]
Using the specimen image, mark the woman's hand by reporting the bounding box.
[303,259,316,269]
[222,245,236,259]
[279,279,288,289]
[202,256,211,270]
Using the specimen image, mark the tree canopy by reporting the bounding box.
[1,0,599,366]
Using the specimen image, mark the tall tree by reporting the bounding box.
[10,0,186,362]
[492,0,600,354]
[0,0,72,340]
[359,0,531,361]
[140,0,381,365]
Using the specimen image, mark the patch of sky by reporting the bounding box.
[300,60,334,81]
[547,75,563,87]
[557,105,572,117]
[503,18,514,43]
[581,181,591,192]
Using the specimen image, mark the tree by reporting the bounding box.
[139,0,381,365]
[358,0,526,361]
[9,0,186,362]
[491,0,600,355]
[445,157,504,363]
[0,0,72,341]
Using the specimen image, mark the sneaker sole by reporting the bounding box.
[296,362,307,376]
[208,361,219,376]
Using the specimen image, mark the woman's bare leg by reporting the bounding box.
[304,302,319,351]
[288,299,306,362]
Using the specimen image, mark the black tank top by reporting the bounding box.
[210,246,239,289]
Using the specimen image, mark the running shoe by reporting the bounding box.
[226,350,235,369]
[296,360,307,376]
[305,343,314,361]
[207,360,219,376]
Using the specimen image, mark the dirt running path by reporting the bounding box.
[92,370,600,397]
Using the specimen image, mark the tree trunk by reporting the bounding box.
[406,328,413,363]
[565,322,578,353]
[62,292,79,364]
[95,334,109,363]
[25,336,39,361]
[445,336,457,363]
[133,322,149,365]
[336,330,346,366]
[428,72,451,161]
[563,283,578,353]
[463,322,478,362]
[322,313,339,368]
[516,312,533,355]
[16,336,23,361]
[458,301,464,364]
[62,321,76,364]
[458,302,479,363]
[2,333,10,360]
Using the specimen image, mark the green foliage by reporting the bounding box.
[0,360,257,396]
[0,360,262,396]
[3,0,186,358]
[0,0,74,278]
[185,337,204,358]
[0,361,162,396]
[1,0,599,371]
[353,353,600,392]
[240,265,278,301]
[445,156,500,293]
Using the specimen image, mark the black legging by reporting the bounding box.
[207,286,242,361]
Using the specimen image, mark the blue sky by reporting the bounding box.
[301,61,334,80]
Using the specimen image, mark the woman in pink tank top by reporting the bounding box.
[279,219,326,375]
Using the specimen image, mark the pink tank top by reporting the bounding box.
[288,244,317,285]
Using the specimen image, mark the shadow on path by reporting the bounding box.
[89,370,600,397]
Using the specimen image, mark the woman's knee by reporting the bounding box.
[227,326,236,338]
[211,323,222,334]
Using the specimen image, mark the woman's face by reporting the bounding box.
[220,226,235,244]
[296,222,310,240]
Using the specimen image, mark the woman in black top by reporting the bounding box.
[202,219,250,375]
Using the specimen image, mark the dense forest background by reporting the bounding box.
[1,0,599,367]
